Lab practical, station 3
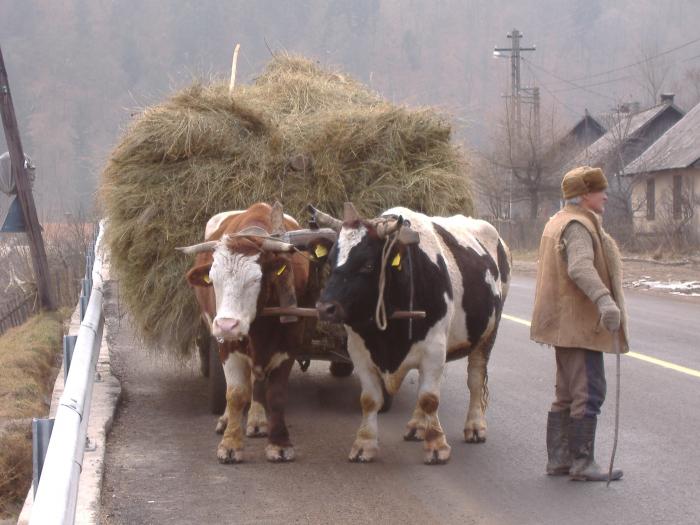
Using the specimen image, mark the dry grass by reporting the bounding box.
[101,54,473,355]
[0,311,64,519]
[0,312,64,419]
[0,426,32,518]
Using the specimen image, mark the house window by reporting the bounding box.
[673,175,683,220]
[646,179,655,220]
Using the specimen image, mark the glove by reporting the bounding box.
[596,294,620,332]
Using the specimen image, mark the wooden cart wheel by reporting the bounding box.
[209,337,227,414]
[329,361,354,377]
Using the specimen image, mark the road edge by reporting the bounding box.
[17,276,121,525]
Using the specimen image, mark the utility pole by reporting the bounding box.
[0,46,54,310]
[494,29,537,221]
[494,29,536,141]
[520,86,541,144]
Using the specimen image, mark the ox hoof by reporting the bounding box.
[217,446,244,464]
[215,415,228,435]
[349,440,378,463]
[265,444,295,463]
[403,426,426,442]
[246,424,268,438]
[463,424,487,443]
[424,443,451,465]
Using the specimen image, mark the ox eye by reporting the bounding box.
[360,262,374,273]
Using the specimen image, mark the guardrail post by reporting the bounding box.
[32,418,55,497]
[79,294,88,321]
[63,335,78,381]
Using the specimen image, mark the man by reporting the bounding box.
[531,166,628,482]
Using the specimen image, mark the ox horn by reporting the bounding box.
[307,204,342,232]
[343,202,360,223]
[270,201,285,234]
[175,240,219,254]
[260,239,295,252]
[374,217,420,245]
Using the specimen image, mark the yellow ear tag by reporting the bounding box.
[391,253,402,269]
[202,274,211,284]
[314,244,328,258]
[276,264,287,276]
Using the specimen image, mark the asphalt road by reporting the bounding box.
[100,276,700,525]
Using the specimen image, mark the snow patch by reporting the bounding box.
[631,278,700,296]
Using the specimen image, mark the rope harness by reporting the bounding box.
[374,232,415,339]
[375,233,399,331]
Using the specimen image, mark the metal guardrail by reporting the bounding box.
[30,221,105,525]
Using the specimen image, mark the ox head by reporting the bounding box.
[314,202,419,326]
[179,205,336,343]
[180,231,293,342]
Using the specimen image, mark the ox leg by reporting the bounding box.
[217,352,251,463]
[265,358,295,462]
[404,370,428,441]
[418,348,451,465]
[464,346,489,443]
[246,378,268,437]
[348,366,383,463]
[215,411,228,434]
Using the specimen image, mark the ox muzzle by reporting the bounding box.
[315,300,346,323]
[212,316,249,343]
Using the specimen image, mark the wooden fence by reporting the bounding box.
[0,263,83,337]
[0,293,37,336]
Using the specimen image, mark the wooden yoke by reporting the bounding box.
[271,202,299,323]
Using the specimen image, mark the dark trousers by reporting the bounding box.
[551,346,606,418]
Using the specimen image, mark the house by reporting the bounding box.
[624,101,700,246]
[563,95,685,177]
[560,95,685,242]
[534,110,608,218]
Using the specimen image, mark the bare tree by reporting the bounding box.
[480,99,565,221]
[635,41,671,107]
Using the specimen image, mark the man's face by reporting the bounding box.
[581,190,608,214]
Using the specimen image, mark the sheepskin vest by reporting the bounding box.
[531,205,629,354]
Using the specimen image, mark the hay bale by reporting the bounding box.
[101,54,473,355]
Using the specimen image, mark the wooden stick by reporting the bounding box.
[260,307,426,320]
[229,43,241,95]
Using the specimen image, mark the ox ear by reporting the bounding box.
[396,217,419,245]
[398,226,420,245]
[309,237,334,262]
[186,263,213,287]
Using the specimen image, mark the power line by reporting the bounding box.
[552,75,632,93]
[523,61,579,117]
[522,57,617,102]
[567,36,700,82]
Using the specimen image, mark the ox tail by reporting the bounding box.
[497,238,512,302]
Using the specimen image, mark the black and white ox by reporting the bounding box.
[314,203,510,464]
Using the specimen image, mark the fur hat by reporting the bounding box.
[562,166,608,199]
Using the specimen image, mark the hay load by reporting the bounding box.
[101,54,473,355]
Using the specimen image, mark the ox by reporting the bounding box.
[314,203,510,464]
[179,202,333,463]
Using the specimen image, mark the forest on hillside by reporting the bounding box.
[2,0,700,219]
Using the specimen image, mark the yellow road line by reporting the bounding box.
[502,313,532,327]
[502,313,700,379]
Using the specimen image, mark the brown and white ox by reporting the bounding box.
[179,202,333,463]
[314,203,511,464]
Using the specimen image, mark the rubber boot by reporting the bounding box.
[569,416,622,482]
[546,410,571,475]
